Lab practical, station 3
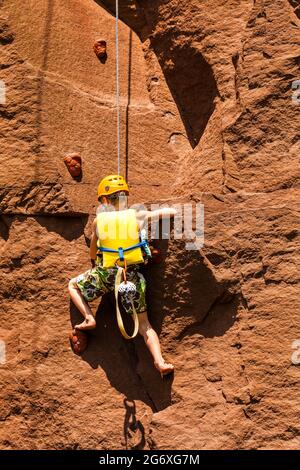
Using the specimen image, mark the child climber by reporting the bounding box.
[68,175,175,377]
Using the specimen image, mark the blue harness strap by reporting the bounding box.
[118,247,124,261]
[98,240,149,261]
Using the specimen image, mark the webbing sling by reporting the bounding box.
[114,267,139,339]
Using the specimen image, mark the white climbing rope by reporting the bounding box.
[116,0,121,175]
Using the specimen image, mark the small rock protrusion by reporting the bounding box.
[93,39,107,63]
[63,153,82,179]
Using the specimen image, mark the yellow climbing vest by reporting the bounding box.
[96,209,144,268]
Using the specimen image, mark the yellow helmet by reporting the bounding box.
[97,175,129,199]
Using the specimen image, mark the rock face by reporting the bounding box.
[0,0,300,450]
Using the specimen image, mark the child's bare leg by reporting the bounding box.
[138,311,174,376]
[68,278,96,330]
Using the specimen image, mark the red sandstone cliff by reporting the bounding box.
[0,0,300,449]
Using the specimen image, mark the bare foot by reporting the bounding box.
[75,315,96,331]
[154,361,174,378]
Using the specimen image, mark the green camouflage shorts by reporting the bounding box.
[76,265,147,314]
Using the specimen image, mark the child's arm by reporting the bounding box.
[149,207,177,221]
[90,218,98,266]
[137,207,177,224]
[136,207,177,230]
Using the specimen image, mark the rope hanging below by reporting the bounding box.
[115,0,121,175]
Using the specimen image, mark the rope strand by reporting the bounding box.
[116,0,121,175]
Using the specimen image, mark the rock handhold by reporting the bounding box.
[63,153,82,179]
[69,329,88,355]
[150,247,163,264]
[93,39,107,62]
